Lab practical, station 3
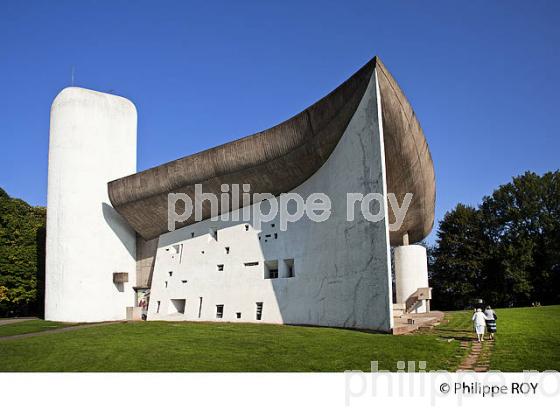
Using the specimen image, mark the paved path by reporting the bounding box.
[0,317,38,326]
[0,321,124,341]
[457,338,495,372]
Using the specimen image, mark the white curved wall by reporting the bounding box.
[395,245,429,313]
[146,69,394,331]
[45,87,137,322]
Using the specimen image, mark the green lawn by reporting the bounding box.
[426,306,560,372]
[0,320,460,372]
[0,319,77,337]
[0,306,558,372]
[489,305,560,371]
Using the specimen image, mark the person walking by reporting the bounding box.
[484,306,497,340]
[472,308,487,342]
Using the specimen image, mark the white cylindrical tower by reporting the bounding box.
[394,244,429,313]
[45,87,137,322]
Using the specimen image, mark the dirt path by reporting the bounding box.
[457,338,494,372]
[0,321,124,341]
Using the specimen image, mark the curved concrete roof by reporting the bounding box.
[108,57,435,245]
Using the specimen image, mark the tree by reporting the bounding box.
[429,171,560,310]
[0,188,46,317]
[429,204,489,310]
[480,171,560,306]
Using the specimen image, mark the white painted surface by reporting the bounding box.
[45,87,137,322]
[147,69,394,331]
[394,245,429,313]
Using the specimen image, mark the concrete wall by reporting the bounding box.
[394,245,429,313]
[147,70,394,331]
[45,87,137,322]
[136,236,158,288]
[107,58,435,247]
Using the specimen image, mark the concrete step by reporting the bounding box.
[392,311,445,335]
[392,324,419,335]
[393,303,406,318]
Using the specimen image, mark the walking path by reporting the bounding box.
[0,317,38,326]
[457,338,494,372]
[0,321,124,341]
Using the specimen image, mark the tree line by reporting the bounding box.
[0,188,45,317]
[428,171,560,310]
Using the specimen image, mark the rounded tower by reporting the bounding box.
[394,244,430,314]
[45,87,137,322]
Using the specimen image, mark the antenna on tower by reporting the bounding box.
[71,66,75,86]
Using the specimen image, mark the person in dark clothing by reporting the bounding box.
[484,305,497,340]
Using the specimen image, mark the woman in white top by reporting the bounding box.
[472,308,487,342]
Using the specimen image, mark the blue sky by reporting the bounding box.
[1,0,558,241]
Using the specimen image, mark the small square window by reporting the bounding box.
[217,264,224,271]
[169,299,186,314]
[216,304,224,319]
[236,312,241,319]
[264,260,279,279]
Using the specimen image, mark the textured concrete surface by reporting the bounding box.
[394,244,429,312]
[108,57,435,245]
[45,57,435,329]
[136,235,158,288]
[146,67,394,331]
[45,87,138,322]
[376,59,436,245]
